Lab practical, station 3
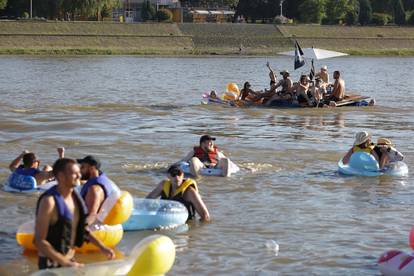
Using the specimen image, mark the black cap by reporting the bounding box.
[77,155,101,169]
[200,135,216,144]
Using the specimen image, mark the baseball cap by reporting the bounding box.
[200,135,216,144]
[77,155,101,169]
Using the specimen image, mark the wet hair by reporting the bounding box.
[53,158,76,177]
[334,71,340,76]
[243,82,251,90]
[23,153,37,167]
[167,165,183,177]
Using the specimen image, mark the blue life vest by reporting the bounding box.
[15,165,40,177]
[36,185,88,257]
[80,172,116,200]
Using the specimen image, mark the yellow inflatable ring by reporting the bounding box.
[16,220,123,253]
[97,190,133,225]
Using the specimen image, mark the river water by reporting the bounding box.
[0,56,413,275]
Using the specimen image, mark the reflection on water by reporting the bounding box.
[0,56,413,275]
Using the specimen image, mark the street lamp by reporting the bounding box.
[280,0,285,17]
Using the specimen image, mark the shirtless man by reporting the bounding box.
[9,148,65,185]
[35,158,114,269]
[266,62,277,87]
[329,70,345,102]
[292,75,313,107]
[315,66,329,84]
[265,70,293,106]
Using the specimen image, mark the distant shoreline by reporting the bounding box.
[1,21,414,56]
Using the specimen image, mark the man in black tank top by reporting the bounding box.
[35,158,115,269]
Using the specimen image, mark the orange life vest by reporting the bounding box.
[193,146,218,167]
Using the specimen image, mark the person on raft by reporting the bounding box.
[9,147,65,185]
[342,131,383,167]
[179,135,232,177]
[239,82,262,103]
[147,164,210,222]
[373,138,404,168]
[264,70,294,106]
[77,155,120,225]
[266,62,277,88]
[35,158,115,270]
[315,65,329,84]
[325,71,345,106]
[291,75,314,107]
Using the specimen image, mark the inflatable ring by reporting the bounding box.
[378,250,414,276]
[16,220,123,253]
[31,235,176,276]
[179,161,240,176]
[123,198,188,231]
[97,190,134,225]
[338,152,408,177]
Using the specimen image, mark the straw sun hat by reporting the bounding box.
[354,131,371,146]
[377,138,394,146]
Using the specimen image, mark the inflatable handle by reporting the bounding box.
[127,235,176,276]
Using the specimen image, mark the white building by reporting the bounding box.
[114,0,180,22]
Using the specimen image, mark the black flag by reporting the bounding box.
[309,59,315,80]
[294,40,305,70]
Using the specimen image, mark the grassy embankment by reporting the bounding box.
[1,21,414,55]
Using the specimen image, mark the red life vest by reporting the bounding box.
[193,146,218,167]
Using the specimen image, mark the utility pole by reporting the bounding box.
[280,0,285,17]
[30,0,32,18]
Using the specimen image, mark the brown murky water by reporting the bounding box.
[0,56,413,275]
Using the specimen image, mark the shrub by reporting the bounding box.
[371,13,391,25]
[141,0,156,21]
[408,10,414,25]
[345,10,358,25]
[22,12,29,19]
[156,8,173,22]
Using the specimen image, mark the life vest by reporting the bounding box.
[352,144,375,154]
[15,165,40,177]
[161,178,198,220]
[193,146,218,167]
[36,185,88,259]
[80,172,119,202]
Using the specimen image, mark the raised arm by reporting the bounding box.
[57,147,65,159]
[35,196,82,267]
[342,148,354,164]
[146,180,165,199]
[9,150,28,172]
[184,187,210,222]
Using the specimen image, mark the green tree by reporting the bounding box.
[345,9,358,25]
[0,0,7,10]
[325,0,348,24]
[235,0,280,22]
[358,0,372,25]
[141,0,155,21]
[392,0,406,25]
[299,0,325,24]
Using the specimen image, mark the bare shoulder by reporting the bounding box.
[37,194,55,213]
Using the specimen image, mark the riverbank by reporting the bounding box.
[1,21,414,56]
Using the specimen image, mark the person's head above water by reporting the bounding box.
[243,82,251,90]
[199,135,216,152]
[167,164,184,185]
[77,155,101,180]
[52,158,80,188]
[354,131,371,147]
[23,152,39,168]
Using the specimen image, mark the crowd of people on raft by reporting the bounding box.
[210,64,375,107]
[6,132,404,270]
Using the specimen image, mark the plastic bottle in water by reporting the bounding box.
[265,240,279,256]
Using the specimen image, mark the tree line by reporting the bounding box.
[236,0,414,25]
[1,0,414,25]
